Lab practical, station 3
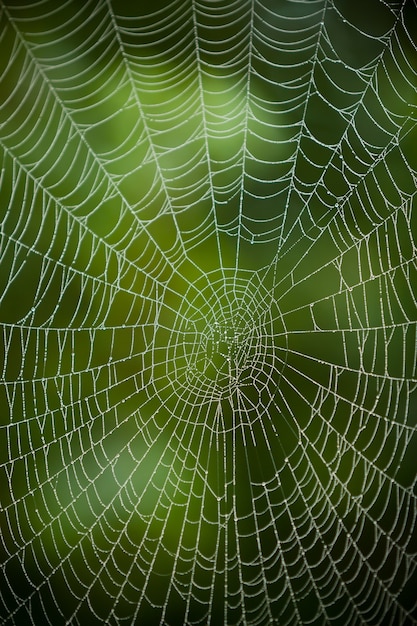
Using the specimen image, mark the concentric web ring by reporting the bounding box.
[0,1,417,625]
[153,270,285,435]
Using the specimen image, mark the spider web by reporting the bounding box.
[1,0,417,624]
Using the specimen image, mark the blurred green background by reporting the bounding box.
[1,0,417,624]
